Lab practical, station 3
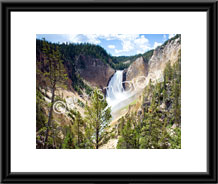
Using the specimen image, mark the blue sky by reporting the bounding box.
[36,34,176,56]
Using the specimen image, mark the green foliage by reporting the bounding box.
[62,127,74,149]
[36,89,47,131]
[37,39,92,94]
[117,114,140,149]
[71,111,86,148]
[112,49,153,63]
[58,89,113,149]
[77,99,85,108]
[36,36,181,149]
[42,38,68,88]
[111,50,154,70]
[37,38,69,148]
[168,127,181,149]
[73,74,93,95]
[159,34,181,49]
[84,89,112,149]
[117,57,181,149]
[37,39,154,75]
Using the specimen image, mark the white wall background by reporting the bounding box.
[11,12,207,172]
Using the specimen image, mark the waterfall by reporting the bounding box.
[106,70,134,115]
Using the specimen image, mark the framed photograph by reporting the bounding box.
[1,0,217,183]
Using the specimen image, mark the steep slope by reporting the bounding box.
[110,35,181,126]
[123,56,148,89]
[123,35,181,85]
[36,39,115,92]
[36,35,181,149]
[114,36,181,149]
[75,55,115,89]
[146,35,181,83]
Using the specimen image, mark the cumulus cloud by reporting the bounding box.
[108,45,115,49]
[107,34,151,55]
[163,34,167,41]
[134,35,150,54]
[66,34,152,55]
[67,34,101,44]
[153,42,162,49]
[134,35,149,45]
[168,34,176,39]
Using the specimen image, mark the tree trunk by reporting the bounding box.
[96,128,99,149]
[77,123,80,147]
[52,121,56,148]
[44,84,56,148]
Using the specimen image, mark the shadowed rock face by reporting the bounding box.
[124,56,148,82]
[123,56,148,90]
[75,55,115,89]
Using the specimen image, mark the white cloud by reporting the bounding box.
[86,34,101,44]
[67,34,101,44]
[115,49,122,54]
[134,35,150,54]
[108,45,115,49]
[136,50,144,54]
[108,34,151,55]
[66,34,152,55]
[134,35,149,45]
[67,34,83,43]
[122,40,134,52]
[153,42,162,49]
[163,34,167,41]
[168,34,176,39]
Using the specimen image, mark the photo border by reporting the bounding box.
[0,1,217,183]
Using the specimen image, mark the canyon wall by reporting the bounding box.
[75,55,115,89]
[123,35,181,86]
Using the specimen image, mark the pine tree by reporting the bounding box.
[72,111,86,148]
[117,114,140,149]
[84,89,112,149]
[42,39,68,148]
[168,127,181,149]
[62,127,74,149]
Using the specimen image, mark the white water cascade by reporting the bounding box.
[106,70,135,119]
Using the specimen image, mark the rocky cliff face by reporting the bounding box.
[75,55,115,89]
[123,56,148,90]
[146,36,181,83]
[123,35,181,86]
[123,56,148,82]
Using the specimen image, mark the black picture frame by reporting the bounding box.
[0,0,217,183]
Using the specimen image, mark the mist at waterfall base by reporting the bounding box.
[106,70,141,120]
